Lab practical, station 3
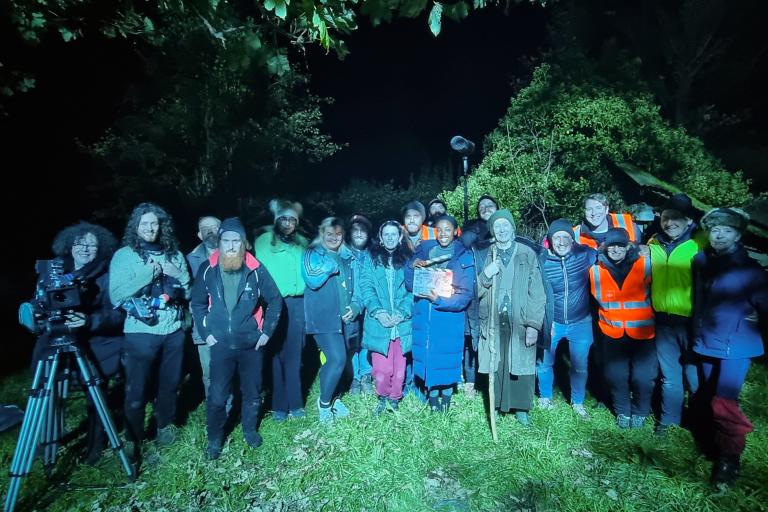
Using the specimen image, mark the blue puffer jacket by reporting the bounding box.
[540,243,596,324]
[692,245,768,360]
[302,244,361,338]
[405,240,475,388]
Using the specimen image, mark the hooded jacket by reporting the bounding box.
[190,251,283,350]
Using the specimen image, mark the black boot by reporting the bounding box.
[712,455,741,487]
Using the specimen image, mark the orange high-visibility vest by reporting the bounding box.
[589,255,654,340]
[574,213,638,249]
[421,225,438,240]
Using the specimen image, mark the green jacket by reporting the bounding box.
[109,246,191,335]
[254,231,308,297]
[358,255,413,356]
[648,233,704,318]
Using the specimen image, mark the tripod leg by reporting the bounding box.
[4,354,60,512]
[74,351,136,481]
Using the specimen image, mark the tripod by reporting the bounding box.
[4,339,135,512]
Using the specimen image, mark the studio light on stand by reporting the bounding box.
[450,135,475,221]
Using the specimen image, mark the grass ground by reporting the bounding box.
[1,362,767,512]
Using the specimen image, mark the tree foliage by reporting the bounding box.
[442,59,753,233]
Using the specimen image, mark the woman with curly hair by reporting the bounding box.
[28,221,124,464]
[109,203,190,466]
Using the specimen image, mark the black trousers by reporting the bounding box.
[207,342,264,443]
[602,337,658,418]
[123,330,184,443]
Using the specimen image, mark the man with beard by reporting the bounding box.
[186,216,221,397]
[402,200,436,249]
[110,203,191,467]
[191,218,283,459]
[426,198,448,227]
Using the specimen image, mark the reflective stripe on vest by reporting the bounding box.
[421,225,438,240]
[589,255,654,340]
[575,213,638,248]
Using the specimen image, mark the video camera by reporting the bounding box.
[18,258,85,345]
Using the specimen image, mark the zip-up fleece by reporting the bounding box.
[190,250,283,350]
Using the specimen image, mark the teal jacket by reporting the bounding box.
[109,246,191,335]
[358,256,413,356]
[254,230,308,297]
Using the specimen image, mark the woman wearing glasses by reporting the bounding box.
[26,222,125,465]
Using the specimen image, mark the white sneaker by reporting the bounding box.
[538,397,553,410]
[572,403,589,419]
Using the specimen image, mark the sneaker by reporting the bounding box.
[712,456,740,487]
[349,379,362,395]
[206,441,222,460]
[514,411,531,427]
[616,414,631,429]
[288,408,306,419]
[360,374,374,395]
[156,425,177,447]
[572,404,589,419]
[388,398,400,411]
[654,423,671,437]
[272,410,288,422]
[374,397,388,415]
[429,396,441,412]
[244,431,263,449]
[317,399,334,423]
[630,415,647,429]
[537,397,553,410]
[331,398,350,418]
[464,382,476,399]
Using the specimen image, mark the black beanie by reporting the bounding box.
[604,228,630,246]
[427,198,447,212]
[547,218,575,242]
[476,194,499,216]
[219,217,247,240]
[349,214,373,234]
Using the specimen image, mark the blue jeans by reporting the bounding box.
[699,357,750,401]
[656,322,699,425]
[351,348,372,380]
[537,318,593,404]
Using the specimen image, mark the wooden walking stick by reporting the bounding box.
[487,245,498,443]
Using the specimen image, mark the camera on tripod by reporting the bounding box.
[18,258,85,344]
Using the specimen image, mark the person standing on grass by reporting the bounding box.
[254,199,309,421]
[302,217,362,423]
[405,215,475,412]
[589,228,657,429]
[191,218,283,460]
[359,221,414,414]
[347,214,374,396]
[536,219,597,418]
[475,210,545,426]
[647,194,703,435]
[692,208,767,488]
[186,215,221,399]
[109,202,190,465]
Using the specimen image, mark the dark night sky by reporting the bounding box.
[303,7,547,188]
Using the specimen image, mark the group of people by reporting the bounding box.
[22,192,766,489]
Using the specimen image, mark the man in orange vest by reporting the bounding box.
[575,193,642,249]
[401,200,437,249]
[589,228,657,430]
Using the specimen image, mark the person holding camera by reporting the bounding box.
[191,218,283,459]
[26,222,125,464]
[109,203,190,464]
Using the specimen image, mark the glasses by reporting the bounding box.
[74,243,98,251]
[278,217,298,224]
